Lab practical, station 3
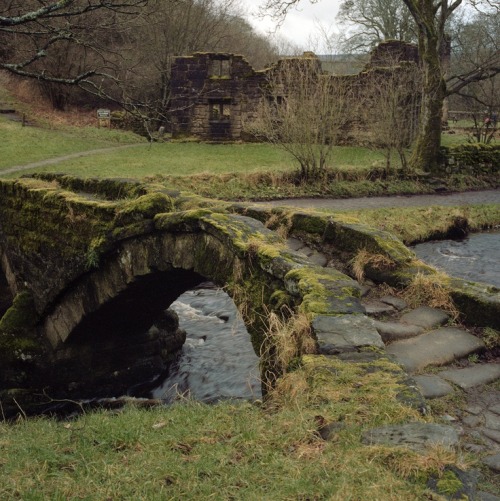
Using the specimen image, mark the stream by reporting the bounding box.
[412,230,500,288]
[151,284,262,402]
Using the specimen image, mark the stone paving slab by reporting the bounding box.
[400,306,449,329]
[362,300,395,316]
[482,453,500,473]
[373,319,425,342]
[379,295,407,310]
[413,374,454,399]
[386,327,485,373]
[362,423,459,451]
[312,314,384,354]
[438,364,500,390]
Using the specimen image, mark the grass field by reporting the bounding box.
[1,115,389,178]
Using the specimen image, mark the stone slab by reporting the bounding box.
[477,492,500,501]
[482,428,500,444]
[438,364,500,390]
[373,320,425,342]
[286,237,306,252]
[482,454,500,473]
[400,306,449,329]
[362,300,395,315]
[380,295,407,310]
[362,423,459,451]
[312,314,384,354]
[386,328,485,373]
[414,375,454,399]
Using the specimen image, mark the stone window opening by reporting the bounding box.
[210,57,231,78]
[209,100,231,121]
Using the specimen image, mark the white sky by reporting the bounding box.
[239,0,343,52]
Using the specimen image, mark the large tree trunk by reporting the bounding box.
[410,32,446,173]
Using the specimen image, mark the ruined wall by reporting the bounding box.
[170,53,265,140]
[169,41,421,142]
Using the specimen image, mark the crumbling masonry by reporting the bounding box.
[169,41,419,142]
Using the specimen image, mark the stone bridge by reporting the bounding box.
[0,174,498,415]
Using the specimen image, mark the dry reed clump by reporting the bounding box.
[402,272,459,320]
[264,212,293,239]
[350,248,396,282]
[260,308,316,389]
[366,443,471,481]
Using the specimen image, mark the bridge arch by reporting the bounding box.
[37,209,364,399]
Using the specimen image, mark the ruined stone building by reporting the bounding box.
[169,41,420,142]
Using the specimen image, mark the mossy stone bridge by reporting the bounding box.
[0,175,498,414]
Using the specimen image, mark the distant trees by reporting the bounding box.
[132,0,278,111]
[263,0,499,174]
[337,0,416,52]
[361,60,421,170]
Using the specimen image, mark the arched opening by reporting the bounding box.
[51,268,261,403]
[151,283,261,403]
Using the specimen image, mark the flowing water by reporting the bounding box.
[412,230,500,288]
[152,285,262,402]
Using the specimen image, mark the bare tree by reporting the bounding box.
[250,55,352,180]
[361,61,421,170]
[0,0,147,87]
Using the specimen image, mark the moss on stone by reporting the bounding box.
[0,292,38,334]
[115,192,175,224]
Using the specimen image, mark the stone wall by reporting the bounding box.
[170,53,265,140]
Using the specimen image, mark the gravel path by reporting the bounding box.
[0,143,144,176]
[260,189,500,210]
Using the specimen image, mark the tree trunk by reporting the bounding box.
[409,32,446,173]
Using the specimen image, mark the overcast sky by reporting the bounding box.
[239,0,342,52]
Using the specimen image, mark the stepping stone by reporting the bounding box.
[380,295,407,310]
[286,237,306,252]
[477,492,500,501]
[373,320,424,342]
[312,314,384,354]
[306,250,328,267]
[400,306,449,329]
[482,428,500,445]
[414,375,454,399]
[386,327,485,373]
[490,404,500,416]
[438,364,500,390]
[362,423,459,452]
[482,453,500,473]
[362,300,395,315]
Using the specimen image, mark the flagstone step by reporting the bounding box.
[386,327,485,373]
[399,306,449,329]
[438,364,500,390]
[373,319,425,342]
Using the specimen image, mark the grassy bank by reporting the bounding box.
[337,204,500,245]
[0,355,470,501]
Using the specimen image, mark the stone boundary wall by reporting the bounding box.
[439,144,500,176]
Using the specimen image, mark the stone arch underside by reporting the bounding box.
[39,211,319,399]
